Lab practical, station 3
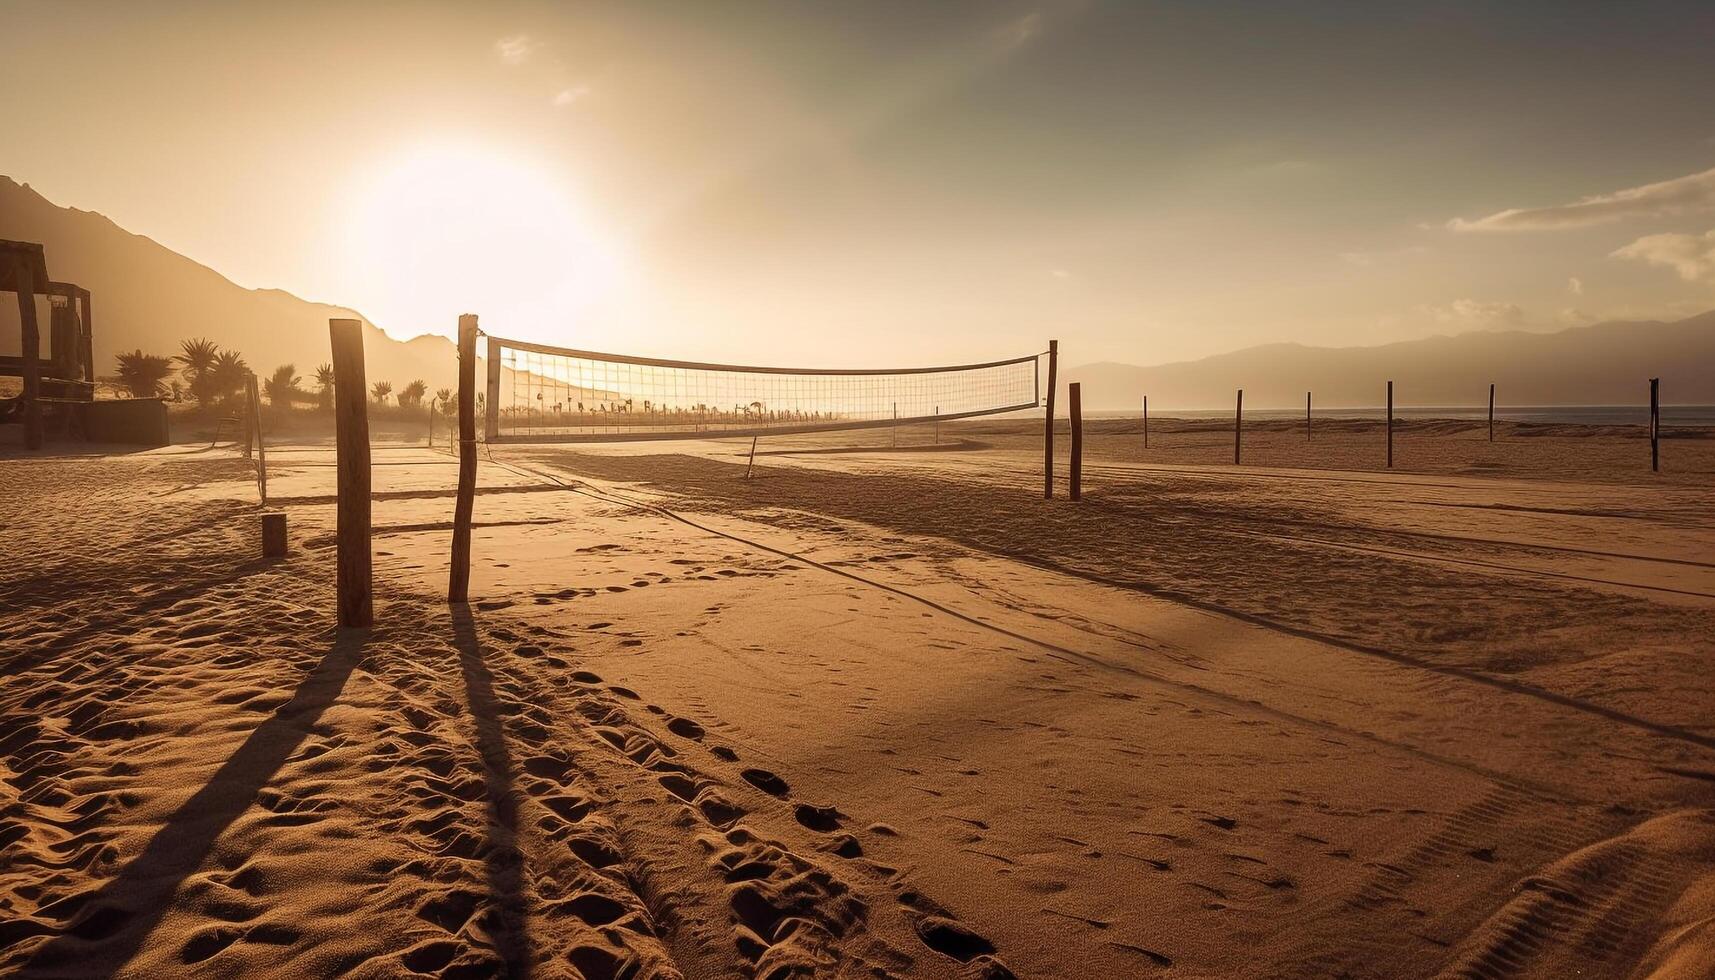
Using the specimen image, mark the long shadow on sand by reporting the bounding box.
[19,630,368,977]
[450,604,535,978]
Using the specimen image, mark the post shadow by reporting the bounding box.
[22,630,369,977]
[449,604,533,978]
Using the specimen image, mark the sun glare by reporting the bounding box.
[340,142,622,342]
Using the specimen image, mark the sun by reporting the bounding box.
[339,141,622,342]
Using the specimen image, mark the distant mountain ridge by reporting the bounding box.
[1065,312,1715,411]
[0,177,458,391]
[6,175,1711,413]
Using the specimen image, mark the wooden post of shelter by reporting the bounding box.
[247,374,267,503]
[9,255,44,450]
[330,318,372,627]
[1386,380,1394,469]
[1488,383,1495,442]
[1650,377,1660,473]
[1043,340,1059,498]
[1234,389,1243,465]
[1069,382,1083,501]
[485,336,501,442]
[449,314,478,603]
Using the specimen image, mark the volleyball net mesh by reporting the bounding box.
[485,336,1042,443]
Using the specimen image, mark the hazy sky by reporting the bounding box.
[4,0,1714,366]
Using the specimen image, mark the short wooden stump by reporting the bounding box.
[261,511,288,558]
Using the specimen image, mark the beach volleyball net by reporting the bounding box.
[483,335,1043,443]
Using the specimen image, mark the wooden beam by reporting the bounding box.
[449,314,478,603]
[330,318,372,627]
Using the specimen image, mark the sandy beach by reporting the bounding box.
[3,419,1713,978]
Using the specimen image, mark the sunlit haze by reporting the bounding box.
[5,0,1714,365]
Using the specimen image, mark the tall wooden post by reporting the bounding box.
[1306,391,1312,442]
[891,402,897,448]
[241,375,255,460]
[1650,377,1660,473]
[330,319,372,628]
[485,336,501,442]
[1386,380,1394,469]
[247,374,267,503]
[1069,383,1083,501]
[12,260,43,450]
[1488,383,1495,442]
[934,406,939,445]
[1234,389,1243,465]
[1142,394,1149,450]
[450,314,478,603]
[1043,340,1059,498]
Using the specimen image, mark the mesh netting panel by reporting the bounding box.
[489,338,1041,442]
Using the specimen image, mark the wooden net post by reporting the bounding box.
[1069,382,1083,501]
[449,314,478,603]
[1386,380,1394,469]
[330,318,372,627]
[1234,388,1243,465]
[1488,383,1495,442]
[1306,391,1312,442]
[1650,377,1660,473]
[248,374,267,503]
[485,336,501,442]
[1142,394,1148,450]
[1043,340,1058,498]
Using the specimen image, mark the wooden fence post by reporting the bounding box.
[330,318,372,627]
[248,374,267,503]
[934,406,939,445]
[1044,340,1059,498]
[1386,380,1394,469]
[1069,383,1083,501]
[1306,391,1312,442]
[449,314,478,603]
[10,258,43,450]
[1234,389,1243,465]
[1488,383,1495,442]
[1650,377,1660,473]
[1142,394,1148,450]
[485,336,501,442]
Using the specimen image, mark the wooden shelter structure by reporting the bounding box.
[3,240,97,448]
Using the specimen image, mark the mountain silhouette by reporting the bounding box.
[1066,312,1715,410]
[1,176,457,391]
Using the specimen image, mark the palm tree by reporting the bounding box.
[398,379,427,408]
[371,381,392,405]
[314,364,335,410]
[115,350,174,398]
[435,387,454,415]
[208,349,250,408]
[264,364,301,409]
[175,338,220,406]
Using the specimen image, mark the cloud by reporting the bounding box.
[1338,245,1428,268]
[552,86,590,107]
[1446,165,1715,232]
[1568,276,1583,295]
[1611,228,1715,283]
[1420,298,1529,330]
[495,34,536,65]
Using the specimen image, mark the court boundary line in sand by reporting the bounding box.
[480,452,1715,801]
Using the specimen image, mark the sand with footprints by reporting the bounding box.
[3,418,1714,978]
